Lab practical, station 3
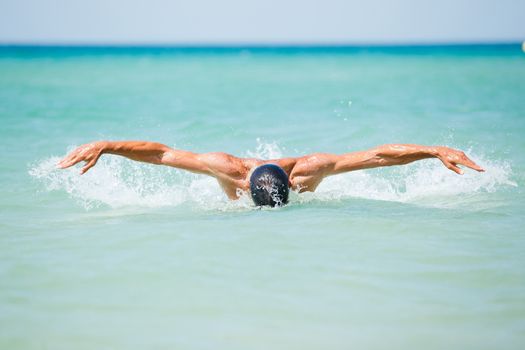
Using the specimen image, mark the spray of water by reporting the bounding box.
[29,140,516,211]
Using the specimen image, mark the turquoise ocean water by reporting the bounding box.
[1,45,524,349]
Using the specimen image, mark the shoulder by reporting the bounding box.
[292,153,336,175]
[196,152,250,179]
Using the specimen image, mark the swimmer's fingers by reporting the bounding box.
[436,148,485,175]
[58,152,100,174]
[439,158,464,175]
[57,143,103,173]
[456,155,485,172]
[80,155,100,175]
[57,151,83,169]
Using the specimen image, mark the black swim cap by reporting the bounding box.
[249,164,289,207]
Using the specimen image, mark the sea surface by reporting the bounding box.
[1,45,524,349]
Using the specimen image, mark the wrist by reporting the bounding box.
[423,145,440,158]
[97,141,111,154]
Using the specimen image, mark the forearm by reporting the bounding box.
[332,144,438,174]
[101,141,172,164]
[372,144,438,166]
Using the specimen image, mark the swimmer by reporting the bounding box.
[58,141,484,207]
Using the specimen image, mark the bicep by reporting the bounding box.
[292,151,378,179]
[161,150,244,178]
[160,150,212,175]
[331,150,380,174]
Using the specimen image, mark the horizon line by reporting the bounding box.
[0,40,523,49]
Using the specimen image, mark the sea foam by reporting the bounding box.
[29,141,516,211]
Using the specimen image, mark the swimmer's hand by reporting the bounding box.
[57,141,107,174]
[433,146,485,175]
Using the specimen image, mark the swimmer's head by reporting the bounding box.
[249,164,290,207]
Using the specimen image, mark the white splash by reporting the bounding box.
[29,142,516,211]
[308,152,516,209]
[245,138,283,159]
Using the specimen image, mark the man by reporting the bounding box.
[58,141,484,207]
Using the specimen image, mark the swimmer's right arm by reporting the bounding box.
[57,141,214,175]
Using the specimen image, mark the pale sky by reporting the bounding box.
[0,0,524,44]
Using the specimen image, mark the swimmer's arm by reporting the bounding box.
[330,144,484,175]
[57,141,227,175]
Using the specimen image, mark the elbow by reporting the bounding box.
[372,147,405,166]
[375,156,389,166]
[369,149,389,166]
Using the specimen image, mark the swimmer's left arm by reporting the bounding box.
[330,144,484,175]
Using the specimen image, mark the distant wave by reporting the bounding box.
[29,140,516,211]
